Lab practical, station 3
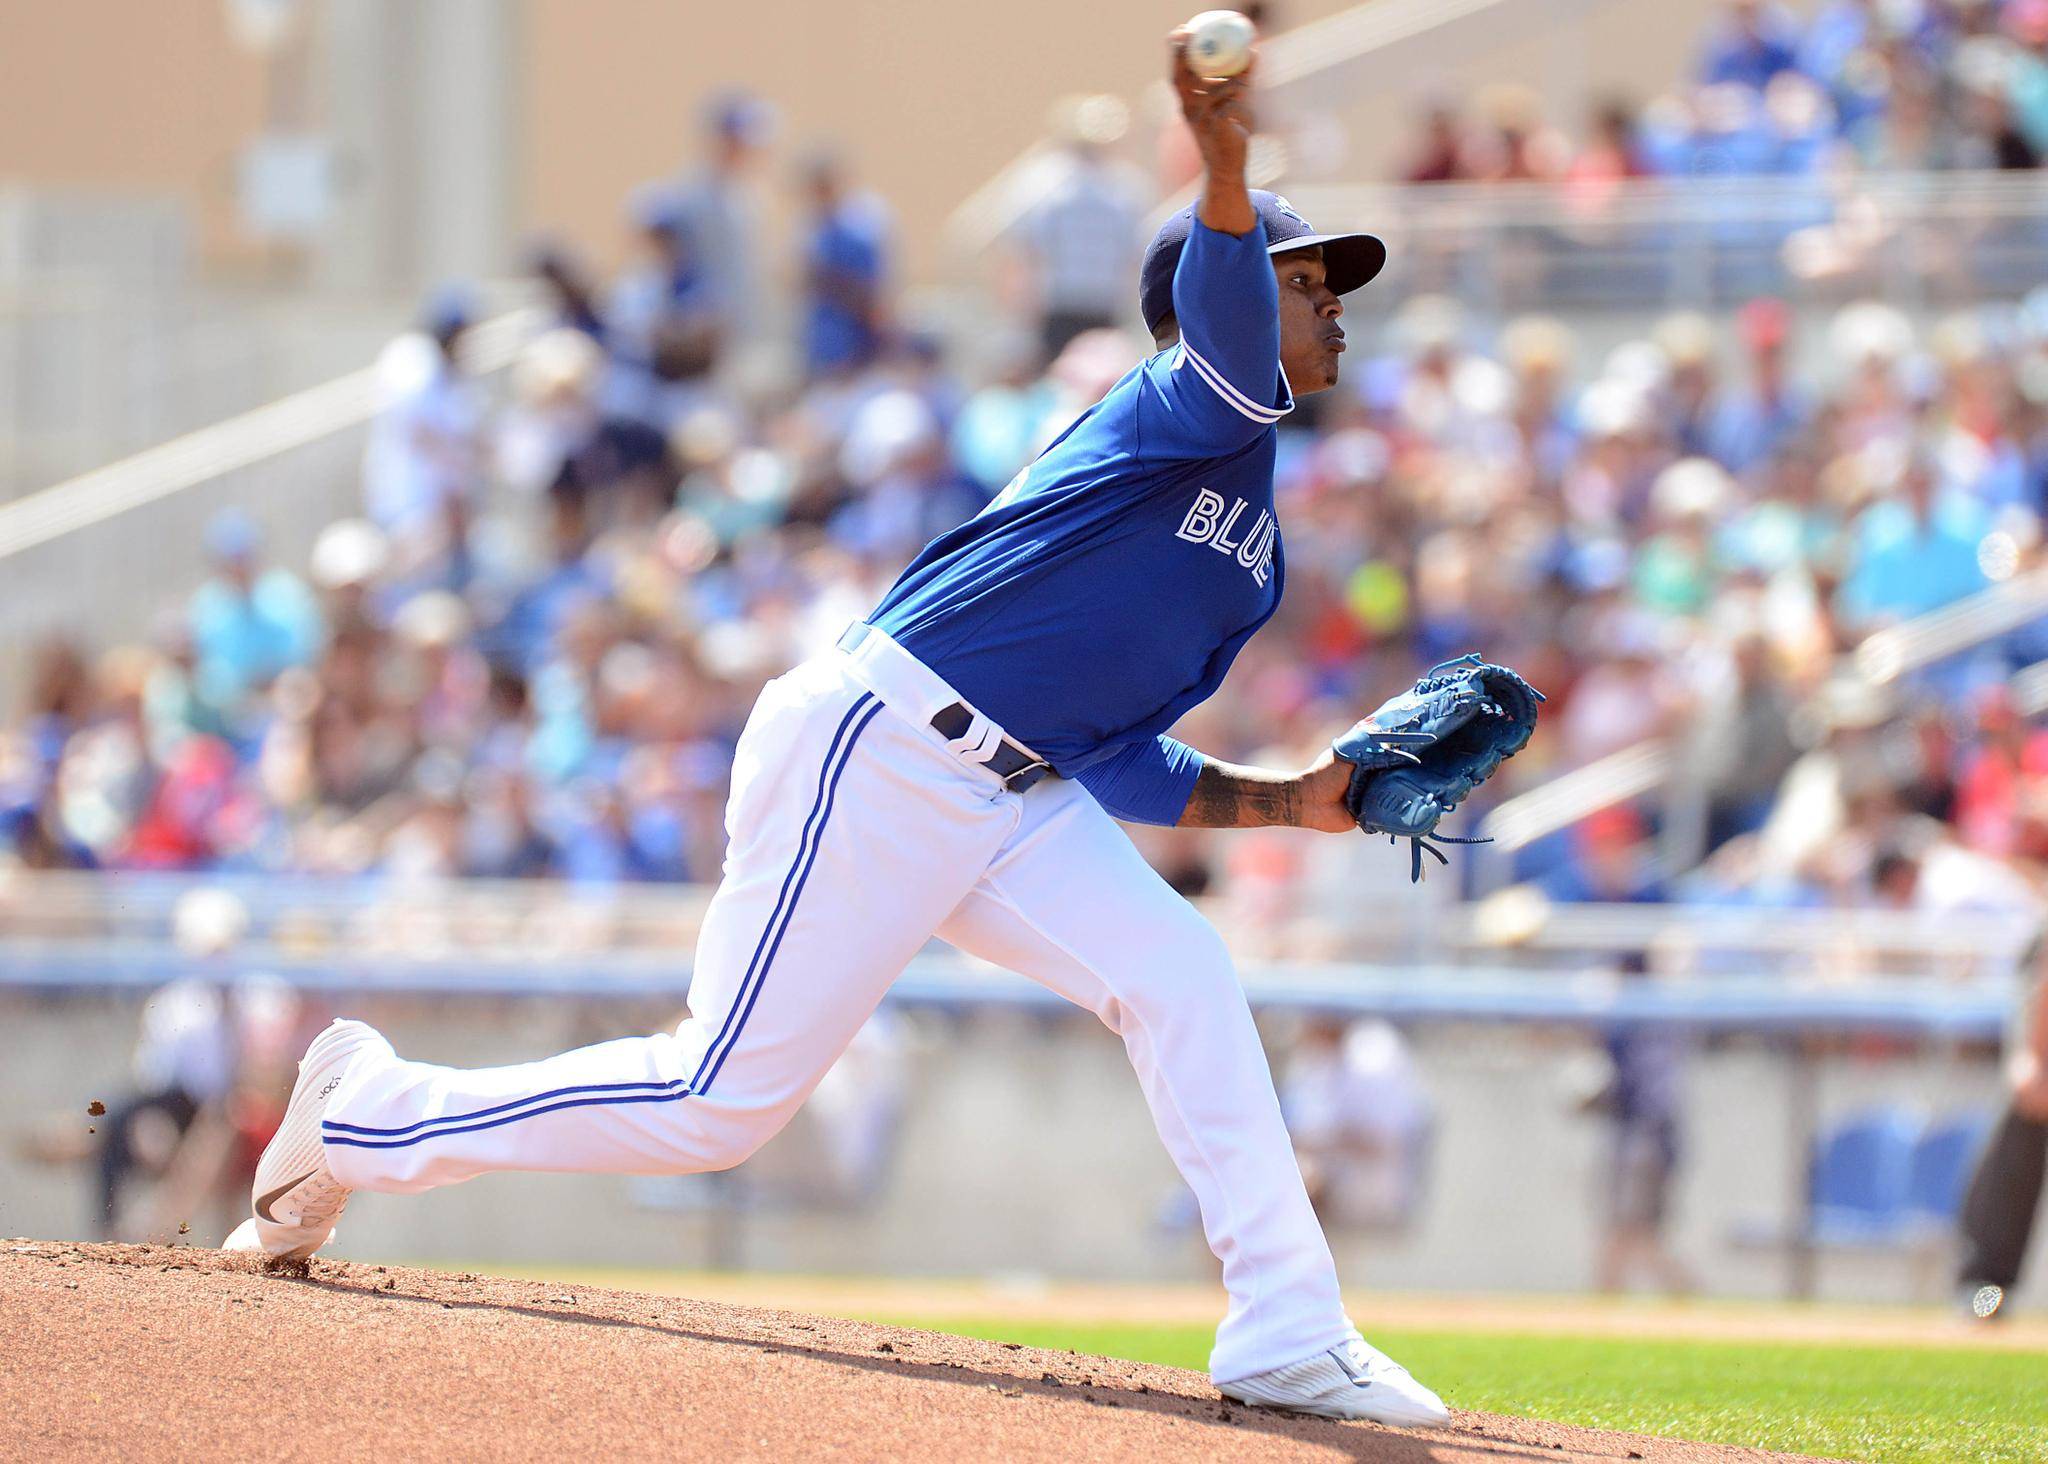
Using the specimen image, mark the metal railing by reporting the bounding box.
[1480,565,2048,861]
[0,305,540,695]
[1479,743,1675,858]
[955,142,2048,316]
[0,307,537,566]
[944,0,1519,257]
[1854,565,2048,686]
[1283,171,2048,312]
[1,867,2029,986]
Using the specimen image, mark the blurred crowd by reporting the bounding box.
[4,80,2048,938]
[1401,0,2048,185]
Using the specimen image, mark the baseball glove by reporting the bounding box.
[1329,653,1545,882]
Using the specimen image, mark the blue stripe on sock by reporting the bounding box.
[322,689,878,1148]
[698,697,882,1095]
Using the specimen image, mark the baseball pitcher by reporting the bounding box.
[229,31,1539,1425]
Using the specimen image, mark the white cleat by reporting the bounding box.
[1220,1334,1452,1428]
[224,1018,392,1262]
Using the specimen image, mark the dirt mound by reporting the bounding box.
[1,1240,1834,1462]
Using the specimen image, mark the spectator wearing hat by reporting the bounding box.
[503,328,674,531]
[187,511,321,715]
[668,91,776,348]
[1655,312,1722,461]
[1635,457,1736,615]
[307,519,391,645]
[1545,804,1667,904]
[1707,299,1810,473]
[1837,442,1991,631]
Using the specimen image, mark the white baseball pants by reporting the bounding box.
[322,630,1352,1381]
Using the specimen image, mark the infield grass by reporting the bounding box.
[870,1315,2048,1464]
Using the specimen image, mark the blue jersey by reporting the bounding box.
[867,219,1291,825]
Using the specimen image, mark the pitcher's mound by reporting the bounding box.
[1,1240,1832,1462]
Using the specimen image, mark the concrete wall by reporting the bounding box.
[0,0,1743,292]
[4,990,2034,1310]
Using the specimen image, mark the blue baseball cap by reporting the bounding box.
[1140,190,1386,335]
[205,508,263,562]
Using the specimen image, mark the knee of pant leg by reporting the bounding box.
[690,1095,797,1172]
[1107,914,1241,1031]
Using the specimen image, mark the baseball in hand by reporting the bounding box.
[1183,10,1255,78]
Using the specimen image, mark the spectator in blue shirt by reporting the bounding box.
[798,152,891,381]
[1698,0,1804,90]
[187,511,322,712]
[1838,446,1991,631]
[606,187,725,428]
[1707,298,1811,473]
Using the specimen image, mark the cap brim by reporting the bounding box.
[1267,231,1387,296]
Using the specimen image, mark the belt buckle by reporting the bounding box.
[1003,761,1051,794]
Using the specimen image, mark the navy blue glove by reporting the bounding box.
[1330,653,1544,881]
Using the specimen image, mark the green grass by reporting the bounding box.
[871,1315,2048,1464]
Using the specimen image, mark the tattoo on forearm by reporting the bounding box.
[1178,762,1297,830]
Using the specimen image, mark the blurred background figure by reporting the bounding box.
[666,91,778,360]
[797,151,893,384]
[1697,0,1803,92]
[1957,932,2048,1318]
[1582,958,1698,1297]
[1004,96,1149,363]
[1280,1016,1433,1231]
[92,889,302,1240]
[361,290,487,582]
[605,186,727,431]
[188,510,322,719]
[1400,100,1473,184]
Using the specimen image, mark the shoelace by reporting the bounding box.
[1340,1340,1411,1383]
[1390,782,1495,881]
[288,1171,349,1227]
[1390,829,1493,883]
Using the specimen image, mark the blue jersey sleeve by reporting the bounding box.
[1145,219,1293,457]
[1072,734,1205,826]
